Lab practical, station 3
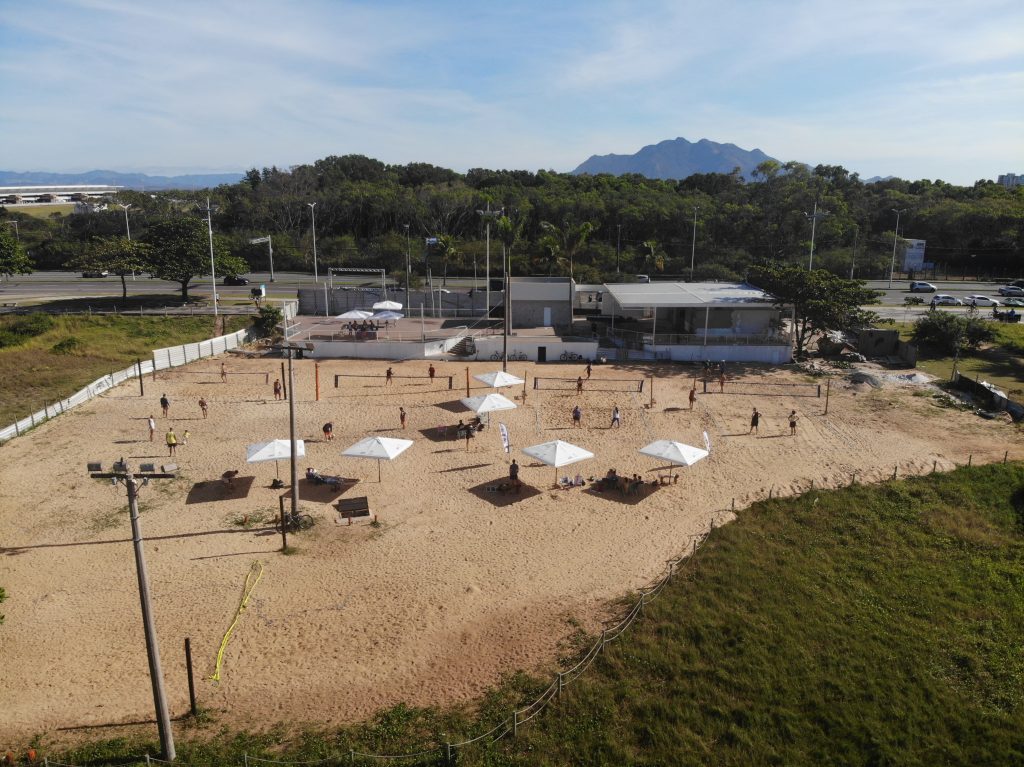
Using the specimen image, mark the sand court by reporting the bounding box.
[0,357,1019,741]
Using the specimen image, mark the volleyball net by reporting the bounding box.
[533,377,645,393]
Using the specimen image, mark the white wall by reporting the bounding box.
[471,337,598,362]
[664,344,791,364]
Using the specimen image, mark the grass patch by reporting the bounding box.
[0,314,249,425]
[41,464,1024,766]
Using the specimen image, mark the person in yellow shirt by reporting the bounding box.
[166,428,178,456]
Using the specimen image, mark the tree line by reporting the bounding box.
[2,155,1022,293]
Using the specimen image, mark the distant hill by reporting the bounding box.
[571,137,779,181]
[0,169,245,191]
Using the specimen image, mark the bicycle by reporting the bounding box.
[490,351,502,361]
[276,512,315,532]
[560,351,582,361]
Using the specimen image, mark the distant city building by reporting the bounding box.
[997,173,1021,189]
[0,184,120,205]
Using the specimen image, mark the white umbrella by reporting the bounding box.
[638,439,708,480]
[372,300,403,311]
[341,436,413,481]
[473,371,525,389]
[337,309,373,320]
[370,310,404,321]
[246,439,306,478]
[461,392,517,415]
[522,439,594,483]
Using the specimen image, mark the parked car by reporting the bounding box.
[81,270,109,278]
[909,281,937,292]
[963,294,1000,307]
[1001,297,1024,307]
[930,294,962,306]
[997,285,1024,296]
[223,275,250,285]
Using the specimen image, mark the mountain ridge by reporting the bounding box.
[0,169,245,191]
[571,137,780,181]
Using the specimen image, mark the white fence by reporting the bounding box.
[0,328,254,445]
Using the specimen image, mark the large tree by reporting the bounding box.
[73,237,151,300]
[748,264,880,356]
[143,218,246,300]
[0,227,32,278]
[538,218,594,280]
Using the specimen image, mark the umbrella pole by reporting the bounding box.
[378,459,381,483]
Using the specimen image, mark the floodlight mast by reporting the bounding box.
[88,461,178,761]
[477,205,503,322]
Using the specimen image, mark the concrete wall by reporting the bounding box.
[309,336,463,360]
[600,344,792,364]
[472,336,598,362]
[510,300,573,329]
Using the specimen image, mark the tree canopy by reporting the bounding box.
[73,237,151,300]
[143,218,247,300]
[0,227,32,277]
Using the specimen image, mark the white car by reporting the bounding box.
[997,285,1024,296]
[909,281,937,293]
[930,294,962,306]
[963,294,1000,307]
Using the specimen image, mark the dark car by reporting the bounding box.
[81,270,109,278]
[223,275,250,286]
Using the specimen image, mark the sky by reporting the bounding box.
[1,0,1022,185]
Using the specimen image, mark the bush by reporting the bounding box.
[0,313,55,348]
[913,310,994,354]
[51,336,82,354]
[251,306,283,336]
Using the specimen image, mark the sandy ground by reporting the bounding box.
[1,356,1020,746]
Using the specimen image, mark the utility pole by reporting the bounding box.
[805,201,828,271]
[403,224,411,299]
[88,460,178,761]
[477,205,503,321]
[308,202,319,283]
[616,223,621,274]
[888,208,907,288]
[200,197,219,316]
[272,344,304,516]
[689,207,699,281]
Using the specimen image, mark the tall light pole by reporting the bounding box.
[119,203,132,240]
[88,459,178,761]
[805,201,828,270]
[477,204,503,320]
[200,197,219,317]
[689,207,699,281]
[249,236,275,282]
[308,202,319,282]
[888,208,907,288]
[616,223,621,274]
[403,224,411,298]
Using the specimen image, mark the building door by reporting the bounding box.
[537,346,547,362]
[543,307,552,326]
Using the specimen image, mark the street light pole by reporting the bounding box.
[616,224,621,274]
[202,197,219,317]
[404,224,411,299]
[308,202,318,283]
[119,204,132,240]
[689,207,699,281]
[888,208,907,288]
[805,201,828,270]
[477,205,503,320]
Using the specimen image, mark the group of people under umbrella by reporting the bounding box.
[243,368,709,490]
[337,300,405,335]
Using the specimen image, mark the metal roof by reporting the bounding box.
[602,282,775,309]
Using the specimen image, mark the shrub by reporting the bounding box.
[0,313,55,348]
[251,306,283,336]
[913,310,994,354]
[51,336,82,354]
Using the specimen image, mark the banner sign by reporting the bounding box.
[499,423,510,453]
[702,430,711,453]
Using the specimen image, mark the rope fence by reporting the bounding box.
[34,450,1014,767]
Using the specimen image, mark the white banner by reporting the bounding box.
[498,423,510,453]
[702,430,711,453]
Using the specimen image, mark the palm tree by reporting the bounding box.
[539,219,594,280]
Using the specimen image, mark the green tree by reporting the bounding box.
[0,227,32,277]
[748,264,880,356]
[73,237,151,300]
[434,233,459,285]
[143,218,246,300]
[539,219,594,280]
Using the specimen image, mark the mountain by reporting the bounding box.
[0,169,245,191]
[571,137,779,181]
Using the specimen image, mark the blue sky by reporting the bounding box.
[1,0,1022,184]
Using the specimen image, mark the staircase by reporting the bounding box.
[447,336,476,357]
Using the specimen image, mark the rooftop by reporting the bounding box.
[603,282,775,309]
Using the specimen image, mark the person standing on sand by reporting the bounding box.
[386,367,394,385]
[399,407,407,429]
[273,379,282,400]
[220,363,227,383]
[428,364,436,383]
[509,459,519,482]
[689,387,697,410]
[147,415,156,441]
[719,372,726,393]
[749,408,760,434]
[160,394,170,417]
[323,422,334,441]
[585,363,592,379]
[199,397,208,419]
[576,376,584,395]
[182,429,190,446]
[611,405,621,428]
[789,410,799,435]
[166,427,177,456]
[572,404,582,428]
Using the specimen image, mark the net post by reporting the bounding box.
[703,379,707,394]
[533,376,538,390]
[335,374,340,389]
[1004,450,1008,464]
[817,384,822,398]
[968,454,972,467]
[315,362,320,401]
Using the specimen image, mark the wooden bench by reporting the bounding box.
[336,496,374,525]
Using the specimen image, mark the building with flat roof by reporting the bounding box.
[0,185,120,204]
[599,281,791,363]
